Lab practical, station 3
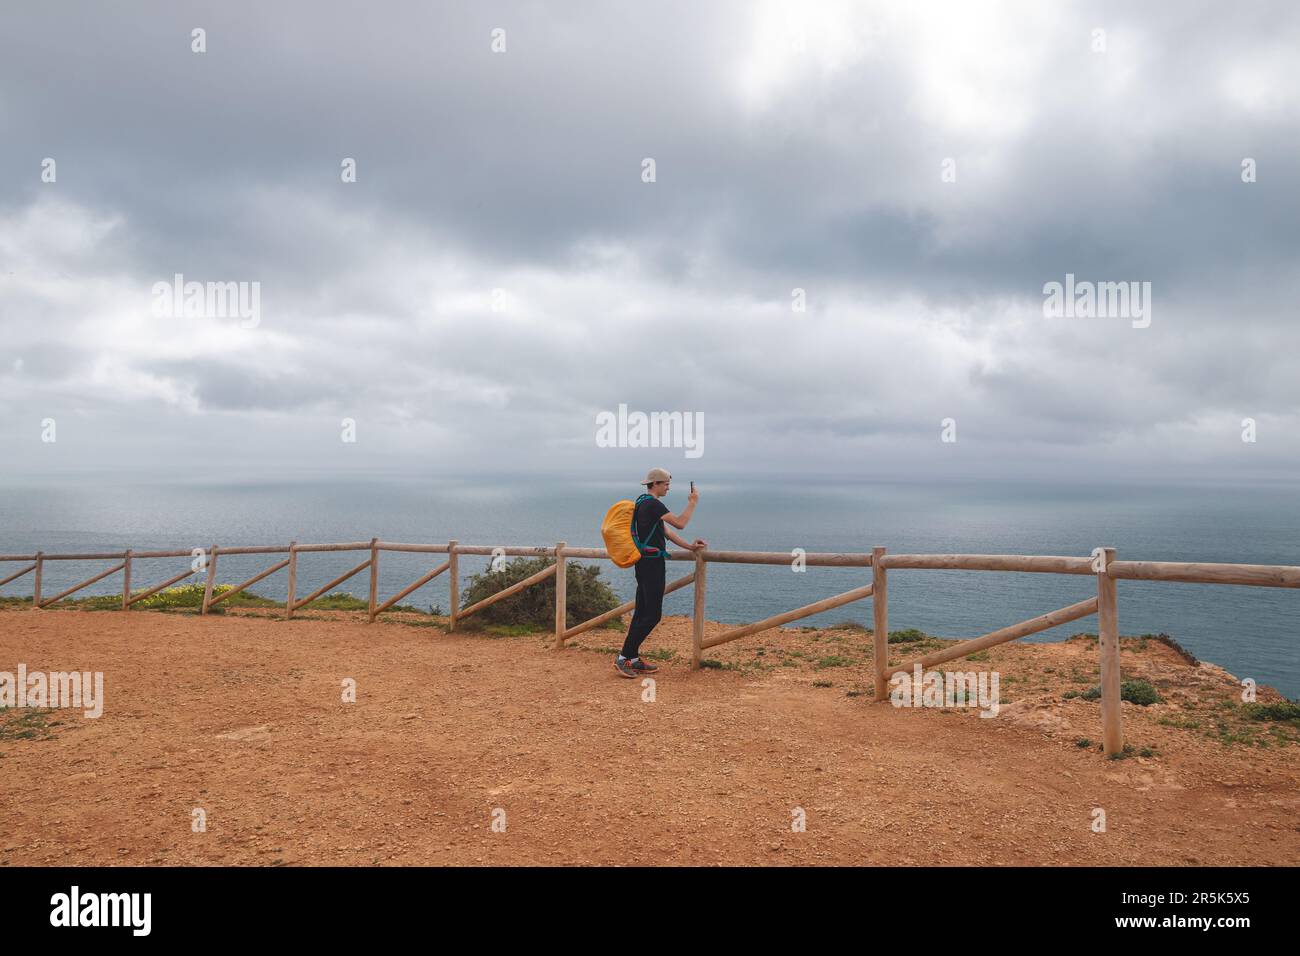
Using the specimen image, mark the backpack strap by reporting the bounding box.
[631,493,665,556]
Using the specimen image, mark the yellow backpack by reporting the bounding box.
[601,494,664,567]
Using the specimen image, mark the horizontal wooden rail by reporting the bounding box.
[376,542,450,554]
[289,557,373,611]
[373,559,452,616]
[882,596,1100,680]
[1107,560,1300,588]
[699,550,874,567]
[294,542,373,554]
[561,570,697,642]
[206,558,292,608]
[133,545,291,558]
[881,554,1095,574]
[457,562,556,620]
[552,547,607,560]
[452,545,557,557]
[37,552,127,561]
[126,567,199,608]
[702,583,874,650]
[38,561,126,607]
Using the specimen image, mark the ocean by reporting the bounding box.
[1,475,1297,698]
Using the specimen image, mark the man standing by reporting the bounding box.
[616,467,707,678]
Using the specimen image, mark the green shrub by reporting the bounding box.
[459,557,620,630]
[1242,701,1300,723]
[1079,680,1162,706]
[888,628,926,644]
[1121,680,1162,706]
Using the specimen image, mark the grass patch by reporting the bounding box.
[388,618,447,630]
[0,708,60,742]
[1242,701,1300,724]
[888,628,926,644]
[295,591,369,611]
[814,655,853,669]
[478,623,539,638]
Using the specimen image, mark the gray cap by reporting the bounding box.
[641,467,672,485]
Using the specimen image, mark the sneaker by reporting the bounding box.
[614,657,638,679]
[627,657,658,674]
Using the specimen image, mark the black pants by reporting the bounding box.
[620,557,666,659]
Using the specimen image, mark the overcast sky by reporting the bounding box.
[2,0,1298,485]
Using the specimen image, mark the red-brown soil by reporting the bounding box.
[1,607,1296,865]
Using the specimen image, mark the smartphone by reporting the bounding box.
[690,481,695,492]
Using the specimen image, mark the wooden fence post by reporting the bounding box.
[368,537,379,623]
[285,541,298,620]
[447,540,459,631]
[554,541,567,649]
[872,546,889,700]
[1097,546,1123,755]
[692,550,707,669]
[33,552,43,609]
[202,544,218,615]
[122,550,132,611]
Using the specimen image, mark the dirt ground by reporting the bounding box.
[1,606,1296,866]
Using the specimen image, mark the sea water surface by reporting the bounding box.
[1,475,1297,698]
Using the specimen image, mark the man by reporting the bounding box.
[615,467,707,678]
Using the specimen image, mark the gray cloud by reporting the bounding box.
[1,0,1298,483]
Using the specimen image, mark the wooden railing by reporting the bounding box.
[3,541,1298,756]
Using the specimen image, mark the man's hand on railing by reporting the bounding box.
[689,539,708,551]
